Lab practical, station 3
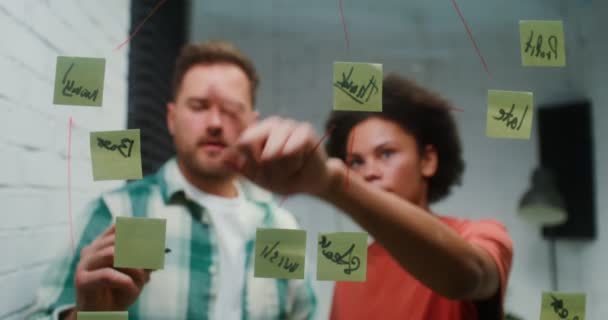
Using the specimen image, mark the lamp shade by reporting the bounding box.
[518,168,567,226]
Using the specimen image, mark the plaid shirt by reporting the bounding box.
[26,158,317,320]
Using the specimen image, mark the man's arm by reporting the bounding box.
[26,199,112,320]
[27,197,151,319]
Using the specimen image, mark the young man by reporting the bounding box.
[221,74,512,320]
[27,41,316,320]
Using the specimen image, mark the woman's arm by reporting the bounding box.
[318,160,500,300]
[226,117,502,300]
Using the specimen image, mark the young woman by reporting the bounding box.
[222,73,513,320]
[324,74,513,320]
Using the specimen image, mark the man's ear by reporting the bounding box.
[167,102,176,136]
[421,145,438,178]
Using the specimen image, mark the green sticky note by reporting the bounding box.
[254,228,306,279]
[53,56,106,106]
[90,129,143,181]
[114,217,166,269]
[486,90,534,139]
[520,20,566,67]
[333,62,382,112]
[540,291,586,320]
[77,311,128,320]
[317,232,367,281]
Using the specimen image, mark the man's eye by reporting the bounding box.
[222,102,243,115]
[189,103,203,110]
[220,103,242,120]
[189,100,210,111]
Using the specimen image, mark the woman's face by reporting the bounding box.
[346,117,437,207]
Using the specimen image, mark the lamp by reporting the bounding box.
[518,167,567,291]
[518,167,567,226]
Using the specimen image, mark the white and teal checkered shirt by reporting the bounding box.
[26,158,317,320]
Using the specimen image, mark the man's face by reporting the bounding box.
[167,63,257,180]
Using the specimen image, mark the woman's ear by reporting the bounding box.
[421,145,438,178]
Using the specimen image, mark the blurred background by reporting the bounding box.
[1,0,606,319]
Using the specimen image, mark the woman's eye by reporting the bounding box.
[348,158,363,168]
[380,149,394,158]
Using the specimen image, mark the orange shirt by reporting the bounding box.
[330,216,513,320]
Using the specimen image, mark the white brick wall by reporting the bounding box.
[0,1,129,318]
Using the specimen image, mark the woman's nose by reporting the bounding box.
[362,162,382,183]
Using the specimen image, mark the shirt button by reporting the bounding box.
[209,265,216,274]
[202,215,210,224]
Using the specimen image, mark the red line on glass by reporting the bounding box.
[115,0,169,51]
[279,126,336,207]
[345,127,356,190]
[67,117,75,256]
[450,0,491,77]
[338,0,350,51]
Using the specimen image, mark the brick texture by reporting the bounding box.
[0,1,128,318]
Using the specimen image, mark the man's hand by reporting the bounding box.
[222,117,341,197]
[70,225,151,315]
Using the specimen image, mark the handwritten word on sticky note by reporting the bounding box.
[254,228,306,279]
[333,62,382,112]
[540,291,586,320]
[77,311,128,320]
[53,56,106,106]
[317,232,367,281]
[90,129,143,181]
[486,90,533,139]
[520,20,566,67]
[114,217,166,269]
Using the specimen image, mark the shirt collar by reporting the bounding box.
[158,157,274,205]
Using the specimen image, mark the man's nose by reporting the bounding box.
[205,105,224,136]
[207,105,223,127]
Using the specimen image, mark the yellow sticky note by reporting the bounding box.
[333,62,382,112]
[90,129,143,181]
[114,217,167,270]
[540,291,586,320]
[486,90,534,139]
[520,20,566,67]
[317,232,367,281]
[254,228,306,279]
[54,56,106,106]
[77,311,128,320]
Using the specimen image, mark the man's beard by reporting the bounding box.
[179,149,236,182]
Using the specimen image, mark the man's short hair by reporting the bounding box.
[325,73,465,203]
[172,41,259,105]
